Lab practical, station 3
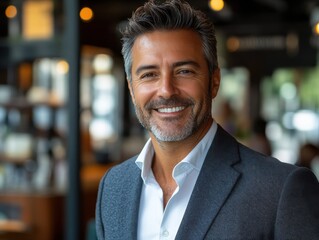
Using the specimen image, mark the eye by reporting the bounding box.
[179,69,191,74]
[176,68,195,76]
[140,72,158,80]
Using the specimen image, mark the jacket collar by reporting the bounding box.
[176,125,241,240]
[104,159,142,240]
[120,125,241,240]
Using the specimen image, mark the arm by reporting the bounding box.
[95,173,107,240]
[275,167,319,239]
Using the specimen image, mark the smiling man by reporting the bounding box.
[130,30,218,144]
[95,1,319,239]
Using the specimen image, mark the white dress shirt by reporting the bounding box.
[135,121,217,240]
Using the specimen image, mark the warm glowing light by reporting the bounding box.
[5,5,17,18]
[227,37,240,52]
[93,54,113,73]
[209,0,224,12]
[23,1,53,39]
[56,60,69,74]
[80,7,94,22]
[314,22,319,35]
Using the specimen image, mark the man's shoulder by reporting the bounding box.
[215,125,297,174]
[239,143,295,169]
[111,156,139,172]
[102,156,140,183]
[236,142,302,182]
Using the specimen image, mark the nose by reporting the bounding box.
[157,73,178,98]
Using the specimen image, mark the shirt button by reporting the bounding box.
[162,230,169,237]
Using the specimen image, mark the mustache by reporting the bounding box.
[145,96,194,110]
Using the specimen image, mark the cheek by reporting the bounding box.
[132,82,157,100]
[182,82,208,99]
[131,88,152,108]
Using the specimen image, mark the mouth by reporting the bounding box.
[146,96,193,115]
[157,106,186,113]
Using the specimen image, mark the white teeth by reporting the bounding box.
[158,106,185,113]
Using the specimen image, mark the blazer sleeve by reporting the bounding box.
[96,172,108,240]
[275,167,319,239]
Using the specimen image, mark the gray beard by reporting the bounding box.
[148,114,195,142]
[134,103,211,142]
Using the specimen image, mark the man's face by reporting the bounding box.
[129,29,220,142]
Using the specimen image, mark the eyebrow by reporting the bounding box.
[135,60,200,76]
[172,60,200,69]
[135,65,157,76]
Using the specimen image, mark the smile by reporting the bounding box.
[157,106,186,113]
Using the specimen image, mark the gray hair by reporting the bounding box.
[120,0,219,82]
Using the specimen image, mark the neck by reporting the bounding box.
[150,119,213,207]
[151,155,177,208]
[151,119,213,179]
[151,118,213,167]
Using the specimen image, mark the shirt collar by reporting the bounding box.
[135,138,154,181]
[135,121,218,182]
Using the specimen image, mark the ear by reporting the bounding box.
[127,79,136,105]
[211,68,220,99]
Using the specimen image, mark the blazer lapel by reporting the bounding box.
[120,164,142,240]
[176,126,241,240]
[104,159,143,240]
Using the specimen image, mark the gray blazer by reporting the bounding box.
[96,126,319,239]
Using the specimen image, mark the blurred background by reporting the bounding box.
[0,0,319,239]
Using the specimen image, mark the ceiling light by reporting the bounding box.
[209,0,224,12]
[5,5,17,18]
[314,22,319,35]
[80,7,94,22]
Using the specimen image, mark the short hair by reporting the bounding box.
[120,0,219,81]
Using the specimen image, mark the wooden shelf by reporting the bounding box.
[0,38,63,67]
[0,191,65,240]
[0,154,31,165]
[0,220,29,233]
[0,98,65,109]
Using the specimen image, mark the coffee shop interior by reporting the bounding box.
[0,0,319,239]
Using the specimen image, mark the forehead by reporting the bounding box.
[131,29,205,67]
